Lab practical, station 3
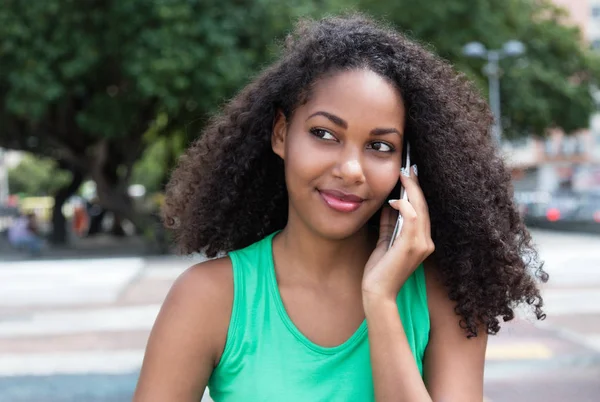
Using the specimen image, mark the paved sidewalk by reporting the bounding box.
[0,229,598,401]
[0,232,161,263]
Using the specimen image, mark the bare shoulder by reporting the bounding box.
[172,256,234,314]
[164,256,234,360]
[422,257,486,338]
[423,257,476,334]
[422,257,487,401]
[422,257,447,323]
[133,257,233,401]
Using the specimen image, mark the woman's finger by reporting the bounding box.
[377,204,398,247]
[399,166,431,238]
[388,198,418,246]
[399,167,426,214]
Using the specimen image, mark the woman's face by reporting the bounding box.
[272,69,406,240]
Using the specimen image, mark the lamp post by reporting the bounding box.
[0,148,8,206]
[463,40,526,143]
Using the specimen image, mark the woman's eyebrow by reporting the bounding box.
[370,127,402,136]
[307,110,402,136]
[307,111,347,128]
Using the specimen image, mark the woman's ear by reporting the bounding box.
[271,110,287,159]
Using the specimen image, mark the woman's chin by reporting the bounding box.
[311,219,372,241]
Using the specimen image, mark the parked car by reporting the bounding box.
[572,192,600,223]
[524,191,600,234]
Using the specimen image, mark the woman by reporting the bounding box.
[134,14,547,401]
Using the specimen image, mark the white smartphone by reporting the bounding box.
[388,140,411,250]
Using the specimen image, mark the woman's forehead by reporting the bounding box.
[299,70,405,125]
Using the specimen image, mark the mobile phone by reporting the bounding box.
[388,140,411,250]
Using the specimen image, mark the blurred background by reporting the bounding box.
[0,0,599,401]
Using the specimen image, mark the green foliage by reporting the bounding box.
[355,0,600,137]
[2,0,594,196]
[8,153,72,197]
[0,0,330,158]
[131,135,175,194]
[0,0,342,205]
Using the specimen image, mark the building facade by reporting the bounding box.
[507,0,600,196]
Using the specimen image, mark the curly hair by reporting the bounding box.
[163,14,548,337]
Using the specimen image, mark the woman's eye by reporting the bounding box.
[368,142,394,153]
[310,128,337,141]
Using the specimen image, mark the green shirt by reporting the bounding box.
[208,231,430,401]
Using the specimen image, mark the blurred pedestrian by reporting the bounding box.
[8,212,43,256]
[135,14,548,402]
[72,199,89,237]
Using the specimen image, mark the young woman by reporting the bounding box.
[134,14,547,402]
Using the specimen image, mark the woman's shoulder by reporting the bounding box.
[170,256,234,319]
[134,257,234,399]
[423,257,448,318]
[178,256,234,287]
[162,257,234,361]
[422,257,481,337]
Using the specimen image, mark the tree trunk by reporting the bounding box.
[88,139,168,253]
[90,144,143,233]
[49,167,84,245]
[92,165,166,253]
[94,183,143,232]
[110,214,127,236]
[86,207,106,236]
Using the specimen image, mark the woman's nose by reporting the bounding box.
[337,155,366,185]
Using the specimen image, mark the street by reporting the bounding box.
[0,229,599,402]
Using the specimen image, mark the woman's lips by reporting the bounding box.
[318,190,364,213]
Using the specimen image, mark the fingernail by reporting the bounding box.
[412,164,418,176]
[401,167,410,177]
[388,199,399,204]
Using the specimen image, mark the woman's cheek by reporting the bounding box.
[365,161,399,200]
[290,135,339,172]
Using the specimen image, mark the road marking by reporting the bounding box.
[0,258,144,306]
[0,350,144,376]
[586,335,600,352]
[0,305,161,337]
[536,320,600,354]
[486,342,553,360]
[542,289,600,315]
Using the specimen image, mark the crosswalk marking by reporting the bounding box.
[486,342,553,360]
[0,258,143,306]
[0,305,160,338]
[542,289,600,315]
[587,335,600,352]
[0,350,144,376]
[0,229,599,398]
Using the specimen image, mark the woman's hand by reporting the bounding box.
[362,165,435,302]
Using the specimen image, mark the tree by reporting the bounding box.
[130,116,186,195]
[8,154,72,197]
[356,0,600,138]
[0,0,328,244]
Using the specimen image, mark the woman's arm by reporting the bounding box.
[133,257,233,402]
[364,169,486,401]
[364,259,487,402]
[364,293,431,402]
[423,261,488,401]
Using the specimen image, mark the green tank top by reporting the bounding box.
[208,231,430,401]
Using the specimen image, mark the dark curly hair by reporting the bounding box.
[163,14,548,337]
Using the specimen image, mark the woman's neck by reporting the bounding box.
[272,220,376,287]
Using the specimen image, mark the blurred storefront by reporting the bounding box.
[508,0,600,200]
[507,127,600,191]
[506,122,600,230]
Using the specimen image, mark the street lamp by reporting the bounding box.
[0,148,8,206]
[463,40,526,143]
